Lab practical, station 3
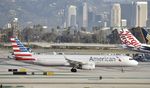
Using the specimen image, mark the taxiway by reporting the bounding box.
[0,49,150,88]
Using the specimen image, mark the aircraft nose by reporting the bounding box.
[132,60,138,66]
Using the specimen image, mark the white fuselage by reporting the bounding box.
[29,54,138,67]
[10,37,138,72]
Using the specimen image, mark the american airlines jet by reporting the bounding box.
[118,28,150,53]
[10,37,138,72]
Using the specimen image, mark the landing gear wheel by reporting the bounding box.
[71,68,77,72]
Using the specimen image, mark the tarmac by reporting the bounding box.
[0,49,150,88]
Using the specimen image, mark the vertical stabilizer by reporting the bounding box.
[118,28,142,48]
[141,28,150,44]
[10,37,35,61]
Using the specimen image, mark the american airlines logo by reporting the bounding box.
[89,57,116,62]
[119,31,141,48]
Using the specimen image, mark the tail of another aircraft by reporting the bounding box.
[10,37,35,61]
[141,28,150,44]
[118,28,142,48]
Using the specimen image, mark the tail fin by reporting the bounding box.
[117,28,142,48]
[141,28,150,44]
[10,37,35,61]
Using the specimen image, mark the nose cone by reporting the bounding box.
[131,60,138,66]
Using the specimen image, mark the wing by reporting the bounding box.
[64,56,95,70]
[64,56,87,65]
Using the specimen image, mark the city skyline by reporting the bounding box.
[0,0,150,30]
[64,1,148,30]
[1,0,150,45]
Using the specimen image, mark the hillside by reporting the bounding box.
[0,0,105,28]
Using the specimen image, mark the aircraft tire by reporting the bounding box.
[71,68,77,72]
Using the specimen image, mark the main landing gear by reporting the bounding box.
[71,68,77,72]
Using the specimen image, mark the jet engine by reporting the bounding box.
[81,62,95,70]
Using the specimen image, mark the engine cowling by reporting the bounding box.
[81,62,95,70]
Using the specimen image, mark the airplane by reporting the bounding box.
[118,28,150,53]
[10,37,138,72]
[141,28,150,44]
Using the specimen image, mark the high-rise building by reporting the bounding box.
[111,3,121,27]
[147,1,150,28]
[83,1,88,28]
[94,14,102,26]
[11,18,19,37]
[121,19,127,27]
[88,7,96,31]
[135,2,148,27]
[121,3,134,27]
[76,2,83,29]
[148,1,150,20]
[68,5,77,28]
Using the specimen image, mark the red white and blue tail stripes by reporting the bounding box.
[10,37,35,61]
